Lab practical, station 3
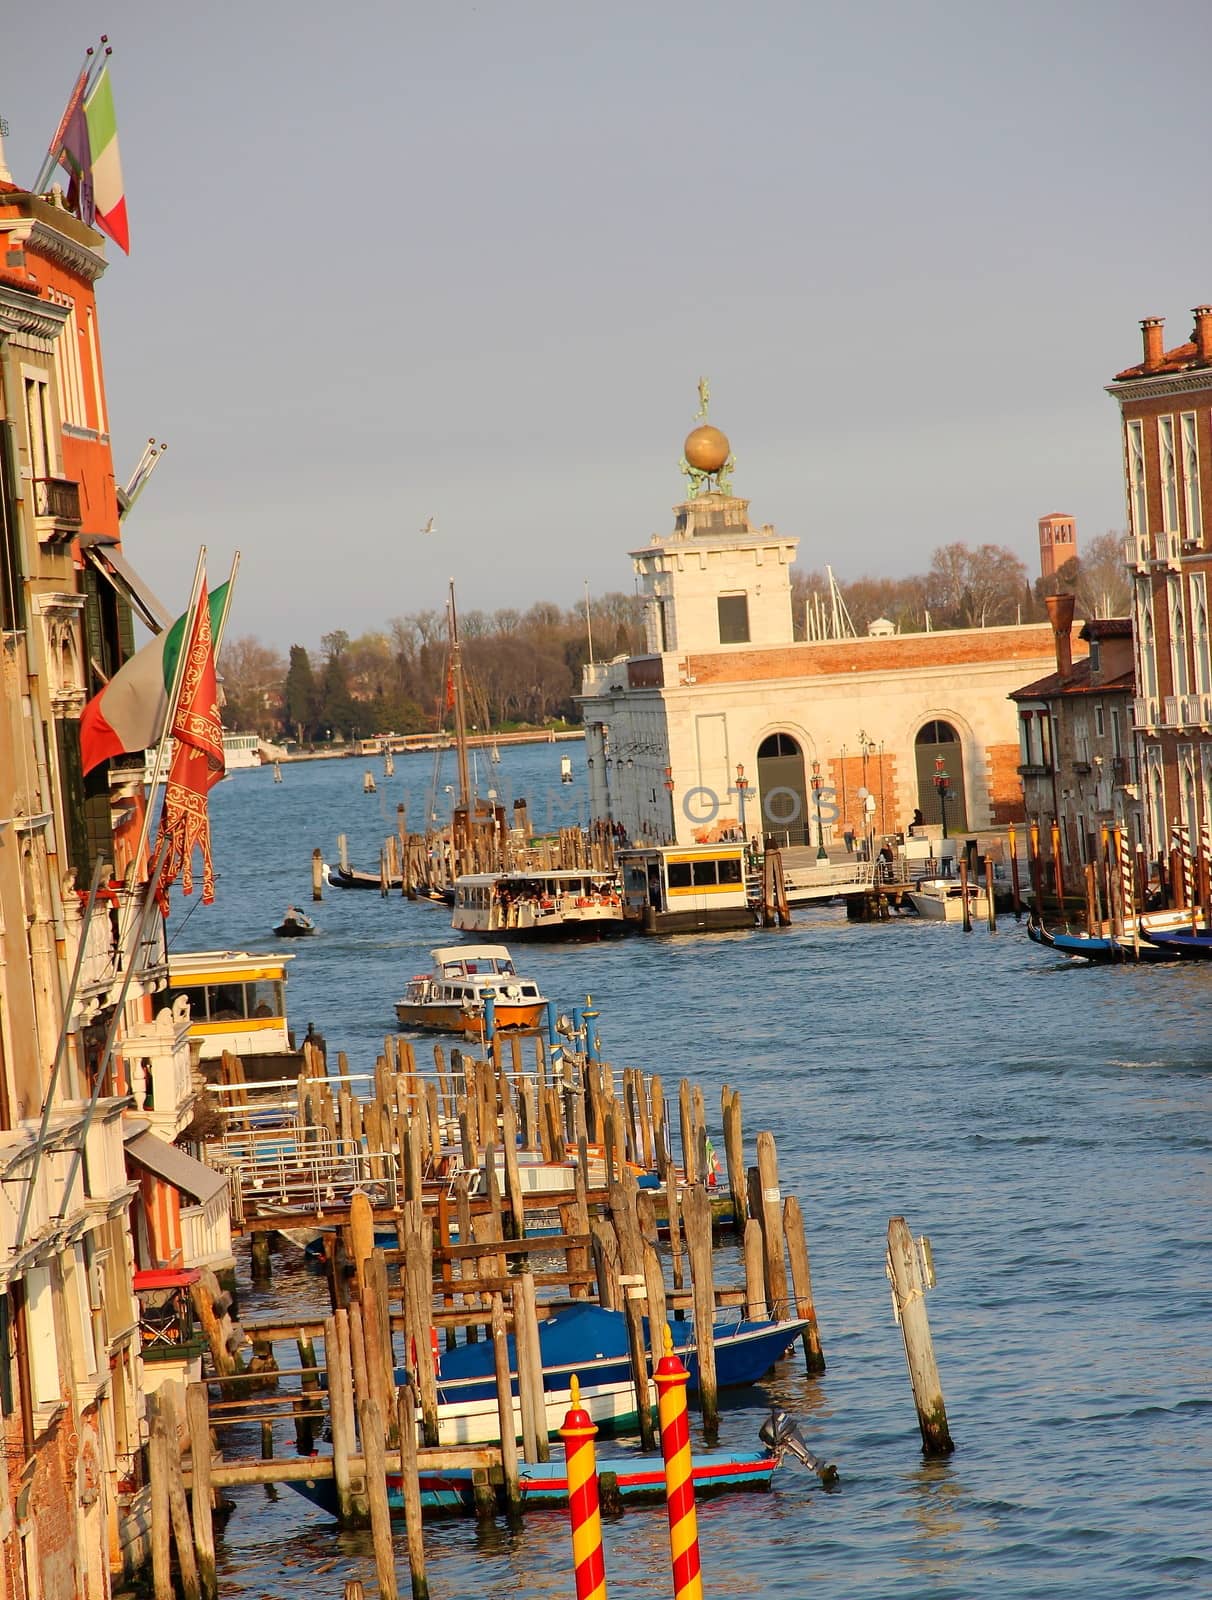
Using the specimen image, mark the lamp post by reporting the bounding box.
[811,759,827,860]
[933,757,951,841]
[735,762,749,840]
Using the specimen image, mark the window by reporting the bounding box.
[1169,575,1189,698]
[1089,639,1101,674]
[718,857,743,885]
[1126,420,1148,539]
[1160,416,1179,531]
[25,1266,60,1407]
[1110,706,1122,756]
[24,376,53,482]
[717,593,750,645]
[0,423,23,631]
[1137,585,1157,699]
[1095,703,1105,738]
[1182,413,1202,542]
[1192,573,1211,695]
[692,860,718,886]
[667,862,693,888]
[658,599,671,652]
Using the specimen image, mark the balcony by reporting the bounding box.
[1133,695,1159,730]
[32,476,82,537]
[1112,753,1138,787]
[121,1011,197,1143]
[1124,535,1150,572]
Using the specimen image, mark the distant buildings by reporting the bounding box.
[580,423,1059,850]
[1038,512,1077,583]
[1106,307,1212,866]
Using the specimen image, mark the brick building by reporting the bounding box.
[1106,306,1212,863]
[580,424,1059,849]
[1010,595,1142,866]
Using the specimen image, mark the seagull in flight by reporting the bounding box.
[421,516,436,534]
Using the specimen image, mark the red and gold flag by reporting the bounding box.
[154,582,225,913]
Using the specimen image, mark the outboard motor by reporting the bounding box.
[760,1407,839,1486]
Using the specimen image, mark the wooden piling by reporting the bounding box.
[681,1183,719,1445]
[359,1396,400,1600]
[395,1384,429,1599]
[721,1084,746,1231]
[985,858,996,931]
[148,1396,174,1600]
[490,1293,522,1516]
[959,857,973,932]
[311,846,324,901]
[886,1215,954,1456]
[743,1218,768,1320]
[186,1384,217,1600]
[325,1313,357,1525]
[1008,823,1021,915]
[755,1131,789,1319]
[783,1194,825,1374]
[167,1424,202,1599]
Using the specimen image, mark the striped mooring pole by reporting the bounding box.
[654,1325,704,1600]
[559,1375,608,1600]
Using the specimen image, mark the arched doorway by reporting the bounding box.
[757,732,809,846]
[915,720,969,832]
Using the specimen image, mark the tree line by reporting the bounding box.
[220,538,1131,740]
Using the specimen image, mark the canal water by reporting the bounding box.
[167,746,1211,1600]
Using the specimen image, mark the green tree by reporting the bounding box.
[284,644,319,741]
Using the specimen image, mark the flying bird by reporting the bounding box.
[421,516,436,534]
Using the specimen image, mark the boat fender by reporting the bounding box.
[409,1327,441,1377]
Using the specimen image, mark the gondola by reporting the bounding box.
[1134,925,1212,959]
[1026,917,1171,963]
[273,907,317,938]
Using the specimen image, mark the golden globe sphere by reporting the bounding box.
[683,424,731,473]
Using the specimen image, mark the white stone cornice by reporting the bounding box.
[1106,370,1212,404]
[28,217,107,283]
[0,283,69,344]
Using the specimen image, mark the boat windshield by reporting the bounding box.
[441,956,515,978]
[164,977,284,1023]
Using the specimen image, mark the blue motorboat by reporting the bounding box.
[394,1298,808,1445]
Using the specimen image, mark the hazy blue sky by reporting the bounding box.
[6,1,1212,651]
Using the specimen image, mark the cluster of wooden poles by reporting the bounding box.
[313,804,618,900]
[159,1041,958,1599]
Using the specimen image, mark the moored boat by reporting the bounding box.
[161,950,315,1082]
[399,1298,809,1446]
[907,877,990,922]
[394,945,547,1036]
[452,869,624,940]
[287,1443,781,1519]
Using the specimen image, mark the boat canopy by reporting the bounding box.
[431,945,517,977]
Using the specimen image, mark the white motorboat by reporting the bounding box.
[907,877,990,922]
[394,945,548,1036]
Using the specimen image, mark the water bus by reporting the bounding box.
[451,869,624,939]
[161,950,310,1082]
[394,945,548,1036]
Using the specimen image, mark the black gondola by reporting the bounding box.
[274,907,317,938]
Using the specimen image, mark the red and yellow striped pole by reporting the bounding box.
[655,1325,704,1600]
[559,1374,608,1600]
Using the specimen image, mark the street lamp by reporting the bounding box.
[811,758,827,860]
[933,757,951,840]
[735,762,749,838]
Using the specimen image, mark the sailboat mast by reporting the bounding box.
[449,579,472,809]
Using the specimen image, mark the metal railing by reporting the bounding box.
[32,476,82,523]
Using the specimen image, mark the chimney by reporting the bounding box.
[1194,305,1212,364]
[1141,317,1165,373]
[1045,592,1076,681]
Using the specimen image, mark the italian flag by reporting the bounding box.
[80,584,228,777]
[83,66,129,254]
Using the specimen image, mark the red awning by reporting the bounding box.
[132,1268,200,1291]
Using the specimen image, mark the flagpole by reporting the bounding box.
[213,551,241,657]
[113,546,207,963]
[31,38,108,194]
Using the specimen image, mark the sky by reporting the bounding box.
[5,0,1212,653]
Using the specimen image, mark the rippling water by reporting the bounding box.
[169,749,1212,1599]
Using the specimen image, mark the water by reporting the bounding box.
[170,747,1212,1599]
